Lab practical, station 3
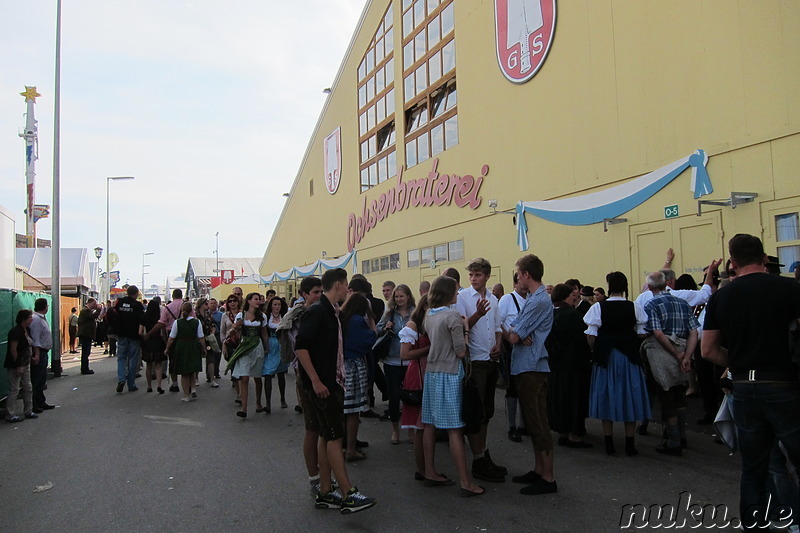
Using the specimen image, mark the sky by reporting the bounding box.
[0,0,366,288]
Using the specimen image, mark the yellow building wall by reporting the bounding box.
[262,0,800,295]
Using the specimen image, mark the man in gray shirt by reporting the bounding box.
[29,298,55,412]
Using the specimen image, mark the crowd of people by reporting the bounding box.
[5,233,800,525]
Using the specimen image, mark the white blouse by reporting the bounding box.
[583,296,647,337]
[235,312,267,328]
[169,316,204,339]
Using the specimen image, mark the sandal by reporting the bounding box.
[460,485,486,497]
[255,405,264,413]
[346,450,367,462]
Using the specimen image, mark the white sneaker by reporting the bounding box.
[210,381,219,388]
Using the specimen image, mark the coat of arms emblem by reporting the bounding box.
[494,0,556,83]
[324,127,342,194]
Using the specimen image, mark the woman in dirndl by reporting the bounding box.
[225,292,269,419]
[340,292,376,462]
[260,296,290,413]
[584,271,651,456]
[399,294,436,481]
[421,276,484,496]
[164,302,206,403]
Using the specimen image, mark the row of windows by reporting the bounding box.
[402,0,448,38]
[359,87,396,136]
[360,149,398,193]
[403,40,455,103]
[358,8,395,82]
[407,239,464,268]
[357,0,458,191]
[358,59,395,110]
[362,253,401,275]
[406,114,458,168]
[402,4,454,71]
[359,4,397,192]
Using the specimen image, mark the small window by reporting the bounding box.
[408,249,420,268]
[448,239,463,261]
[380,256,390,271]
[435,243,448,262]
[776,213,800,275]
[441,2,454,35]
[362,260,371,275]
[421,246,433,264]
[390,253,400,270]
[371,258,380,272]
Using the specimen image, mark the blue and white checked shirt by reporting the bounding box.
[643,292,700,338]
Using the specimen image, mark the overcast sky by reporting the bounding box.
[0,0,365,287]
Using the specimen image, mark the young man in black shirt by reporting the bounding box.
[294,268,376,514]
[702,234,800,529]
[113,286,145,393]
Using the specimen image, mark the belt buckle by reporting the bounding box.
[748,370,756,382]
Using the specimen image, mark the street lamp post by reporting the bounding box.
[142,252,154,293]
[94,247,103,297]
[106,176,134,302]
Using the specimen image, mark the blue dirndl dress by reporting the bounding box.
[588,301,651,423]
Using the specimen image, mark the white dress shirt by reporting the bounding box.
[456,286,501,361]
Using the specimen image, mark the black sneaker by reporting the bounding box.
[485,449,508,475]
[169,385,180,393]
[472,457,505,482]
[116,382,125,393]
[340,487,377,514]
[520,478,557,495]
[315,490,343,509]
[655,444,683,457]
[512,470,541,484]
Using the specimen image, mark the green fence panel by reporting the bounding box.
[1,289,53,403]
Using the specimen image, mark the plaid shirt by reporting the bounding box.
[644,292,700,338]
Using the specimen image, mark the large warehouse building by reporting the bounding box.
[260,0,800,296]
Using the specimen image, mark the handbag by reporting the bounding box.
[372,329,395,360]
[400,362,424,406]
[461,357,483,435]
[713,393,737,452]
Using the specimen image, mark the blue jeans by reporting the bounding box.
[116,337,140,389]
[732,382,800,529]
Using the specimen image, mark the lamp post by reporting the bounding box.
[106,176,134,301]
[215,232,220,277]
[94,247,103,297]
[142,252,154,293]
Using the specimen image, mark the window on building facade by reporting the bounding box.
[309,179,314,196]
[402,0,457,169]
[776,212,800,275]
[359,4,397,193]
[407,239,463,268]
[362,253,401,274]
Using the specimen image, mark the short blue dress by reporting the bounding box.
[585,299,651,423]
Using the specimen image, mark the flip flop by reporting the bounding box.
[460,486,486,498]
[424,478,455,487]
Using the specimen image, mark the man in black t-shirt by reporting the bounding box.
[702,234,800,529]
[294,269,376,514]
[113,285,145,393]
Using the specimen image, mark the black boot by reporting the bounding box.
[605,436,616,456]
[625,436,638,456]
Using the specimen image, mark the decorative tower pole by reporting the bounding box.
[19,86,41,248]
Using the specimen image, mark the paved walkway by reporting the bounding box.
[3,347,740,532]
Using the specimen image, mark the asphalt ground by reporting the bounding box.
[2,346,741,532]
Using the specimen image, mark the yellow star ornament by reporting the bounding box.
[20,86,41,102]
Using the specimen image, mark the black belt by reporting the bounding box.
[731,370,799,383]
